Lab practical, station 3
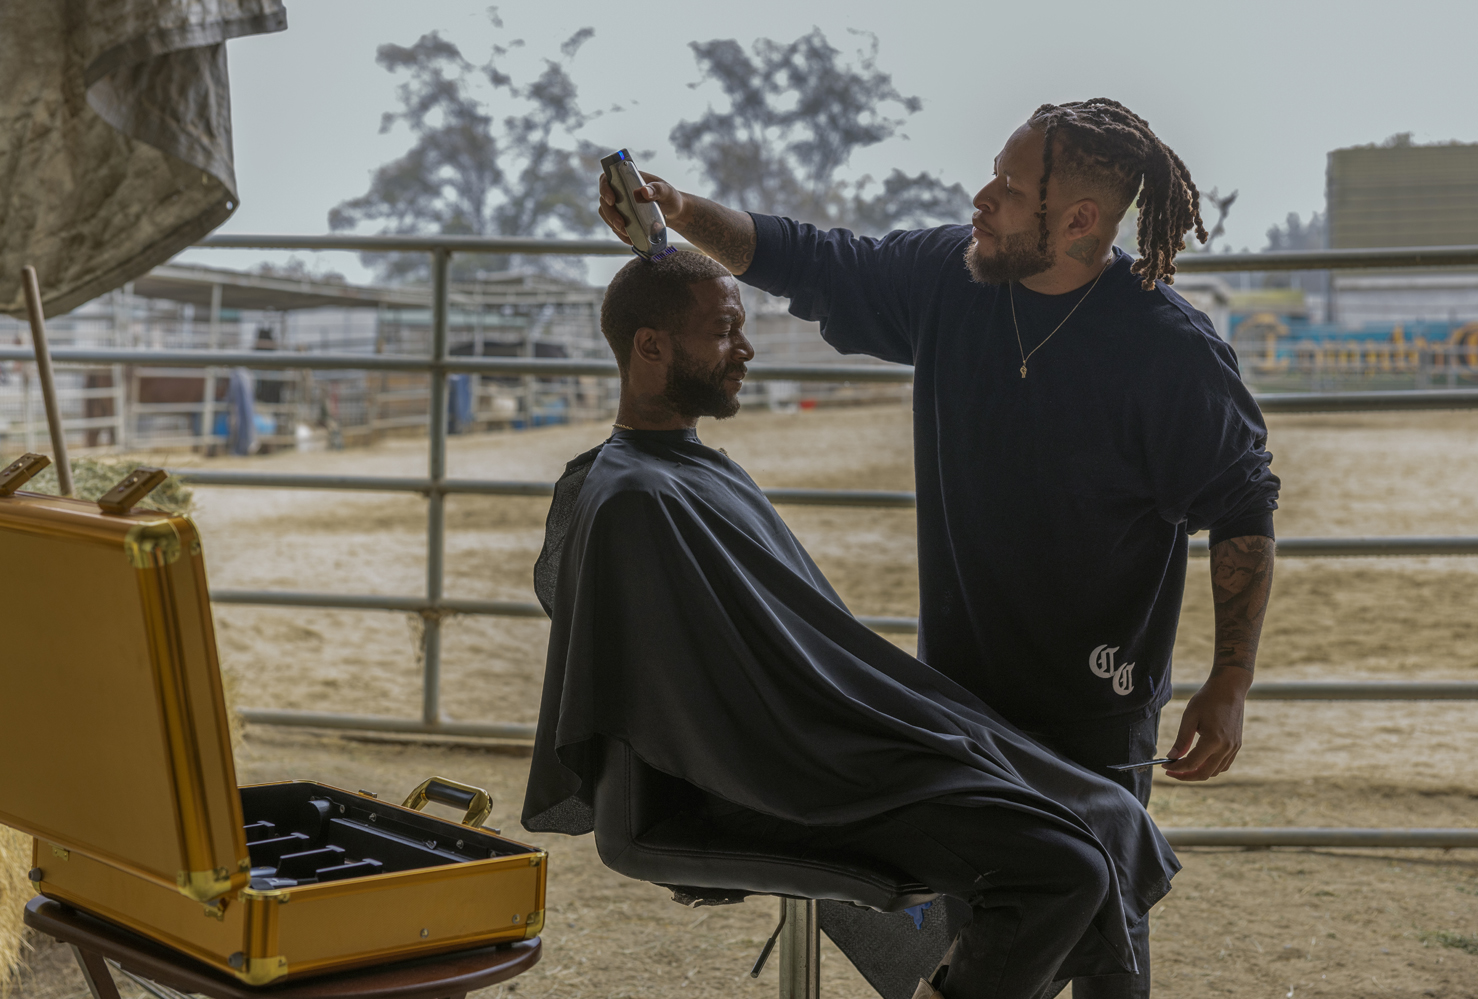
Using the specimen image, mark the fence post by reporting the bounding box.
[423,248,450,726]
[201,281,222,451]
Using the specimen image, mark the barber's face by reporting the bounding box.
[965,124,1056,284]
[663,277,752,420]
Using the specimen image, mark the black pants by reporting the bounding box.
[705,797,1118,999]
[1025,710,1162,999]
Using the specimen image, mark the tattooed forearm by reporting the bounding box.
[1209,535,1276,676]
[671,196,757,276]
[1066,235,1101,265]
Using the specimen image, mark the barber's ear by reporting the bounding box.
[1065,199,1101,237]
[632,326,665,365]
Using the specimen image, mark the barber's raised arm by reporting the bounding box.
[599,170,928,365]
[599,172,756,276]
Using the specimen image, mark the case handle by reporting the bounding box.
[0,453,50,497]
[97,467,169,515]
[402,776,493,829]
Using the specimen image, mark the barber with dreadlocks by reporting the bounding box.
[598,99,1279,998]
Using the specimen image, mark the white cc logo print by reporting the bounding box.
[1089,644,1136,696]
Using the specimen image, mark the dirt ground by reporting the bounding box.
[10,403,1478,999]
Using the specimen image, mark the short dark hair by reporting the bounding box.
[1028,99,1208,289]
[600,252,733,370]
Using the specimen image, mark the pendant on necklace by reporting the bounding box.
[1020,365,1028,379]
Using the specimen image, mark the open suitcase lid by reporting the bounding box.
[0,478,249,901]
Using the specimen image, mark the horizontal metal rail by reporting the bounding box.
[1190,535,1478,557]
[755,487,917,508]
[205,528,1478,636]
[172,466,1478,548]
[1171,243,1478,273]
[237,680,1478,745]
[174,471,557,496]
[1255,388,1478,413]
[1161,827,1478,848]
[1169,681,1478,701]
[199,234,1478,272]
[199,233,669,255]
[209,588,919,635]
[235,707,538,741]
[172,468,915,507]
[0,346,910,382]
[9,345,1478,404]
[210,589,547,618]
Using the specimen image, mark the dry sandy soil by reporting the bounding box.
[9,403,1478,999]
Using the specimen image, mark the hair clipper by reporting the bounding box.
[602,149,676,261]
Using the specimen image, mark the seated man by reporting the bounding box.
[521,252,1179,999]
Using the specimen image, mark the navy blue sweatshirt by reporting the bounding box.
[740,216,1279,727]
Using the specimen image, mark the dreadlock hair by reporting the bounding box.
[1028,98,1208,290]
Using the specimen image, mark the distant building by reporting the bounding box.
[0,264,609,456]
[1326,137,1478,324]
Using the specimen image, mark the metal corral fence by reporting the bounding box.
[5,235,1478,850]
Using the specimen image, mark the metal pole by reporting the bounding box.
[778,898,820,999]
[201,282,222,450]
[1163,827,1478,849]
[423,248,450,726]
[22,367,34,452]
[20,266,74,495]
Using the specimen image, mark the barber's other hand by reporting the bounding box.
[598,171,686,245]
[1163,671,1248,781]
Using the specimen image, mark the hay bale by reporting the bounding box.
[25,458,193,514]
[0,824,31,998]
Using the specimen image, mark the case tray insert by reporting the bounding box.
[241,783,523,890]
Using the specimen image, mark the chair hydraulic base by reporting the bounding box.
[752,898,820,999]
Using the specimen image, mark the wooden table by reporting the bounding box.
[24,897,541,999]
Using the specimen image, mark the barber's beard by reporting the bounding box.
[663,341,743,420]
[964,229,1055,285]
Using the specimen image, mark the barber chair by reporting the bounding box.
[592,738,947,999]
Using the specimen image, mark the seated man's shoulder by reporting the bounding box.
[581,448,684,513]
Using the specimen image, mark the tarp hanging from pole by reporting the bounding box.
[0,0,287,318]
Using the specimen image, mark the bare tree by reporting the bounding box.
[1261,210,1328,294]
[1264,211,1326,252]
[329,16,606,283]
[670,29,970,234]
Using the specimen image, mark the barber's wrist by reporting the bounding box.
[1203,663,1254,696]
[665,192,697,230]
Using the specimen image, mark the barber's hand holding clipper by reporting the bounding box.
[599,171,685,246]
[597,161,760,275]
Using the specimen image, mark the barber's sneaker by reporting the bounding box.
[911,935,956,999]
[911,979,945,999]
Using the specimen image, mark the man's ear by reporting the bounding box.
[1064,199,1102,239]
[631,326,665,366]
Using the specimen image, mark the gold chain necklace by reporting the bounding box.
[1008,263,1108,379]
[612,423,634,431]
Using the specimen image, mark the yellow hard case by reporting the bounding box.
[0,487,546,985]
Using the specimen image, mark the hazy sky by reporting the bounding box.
[178,0,1478,285]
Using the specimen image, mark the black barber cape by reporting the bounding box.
[521,429,1180,986]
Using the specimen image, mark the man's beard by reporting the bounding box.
[963,228,1055,285]
[663,340,744,420]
